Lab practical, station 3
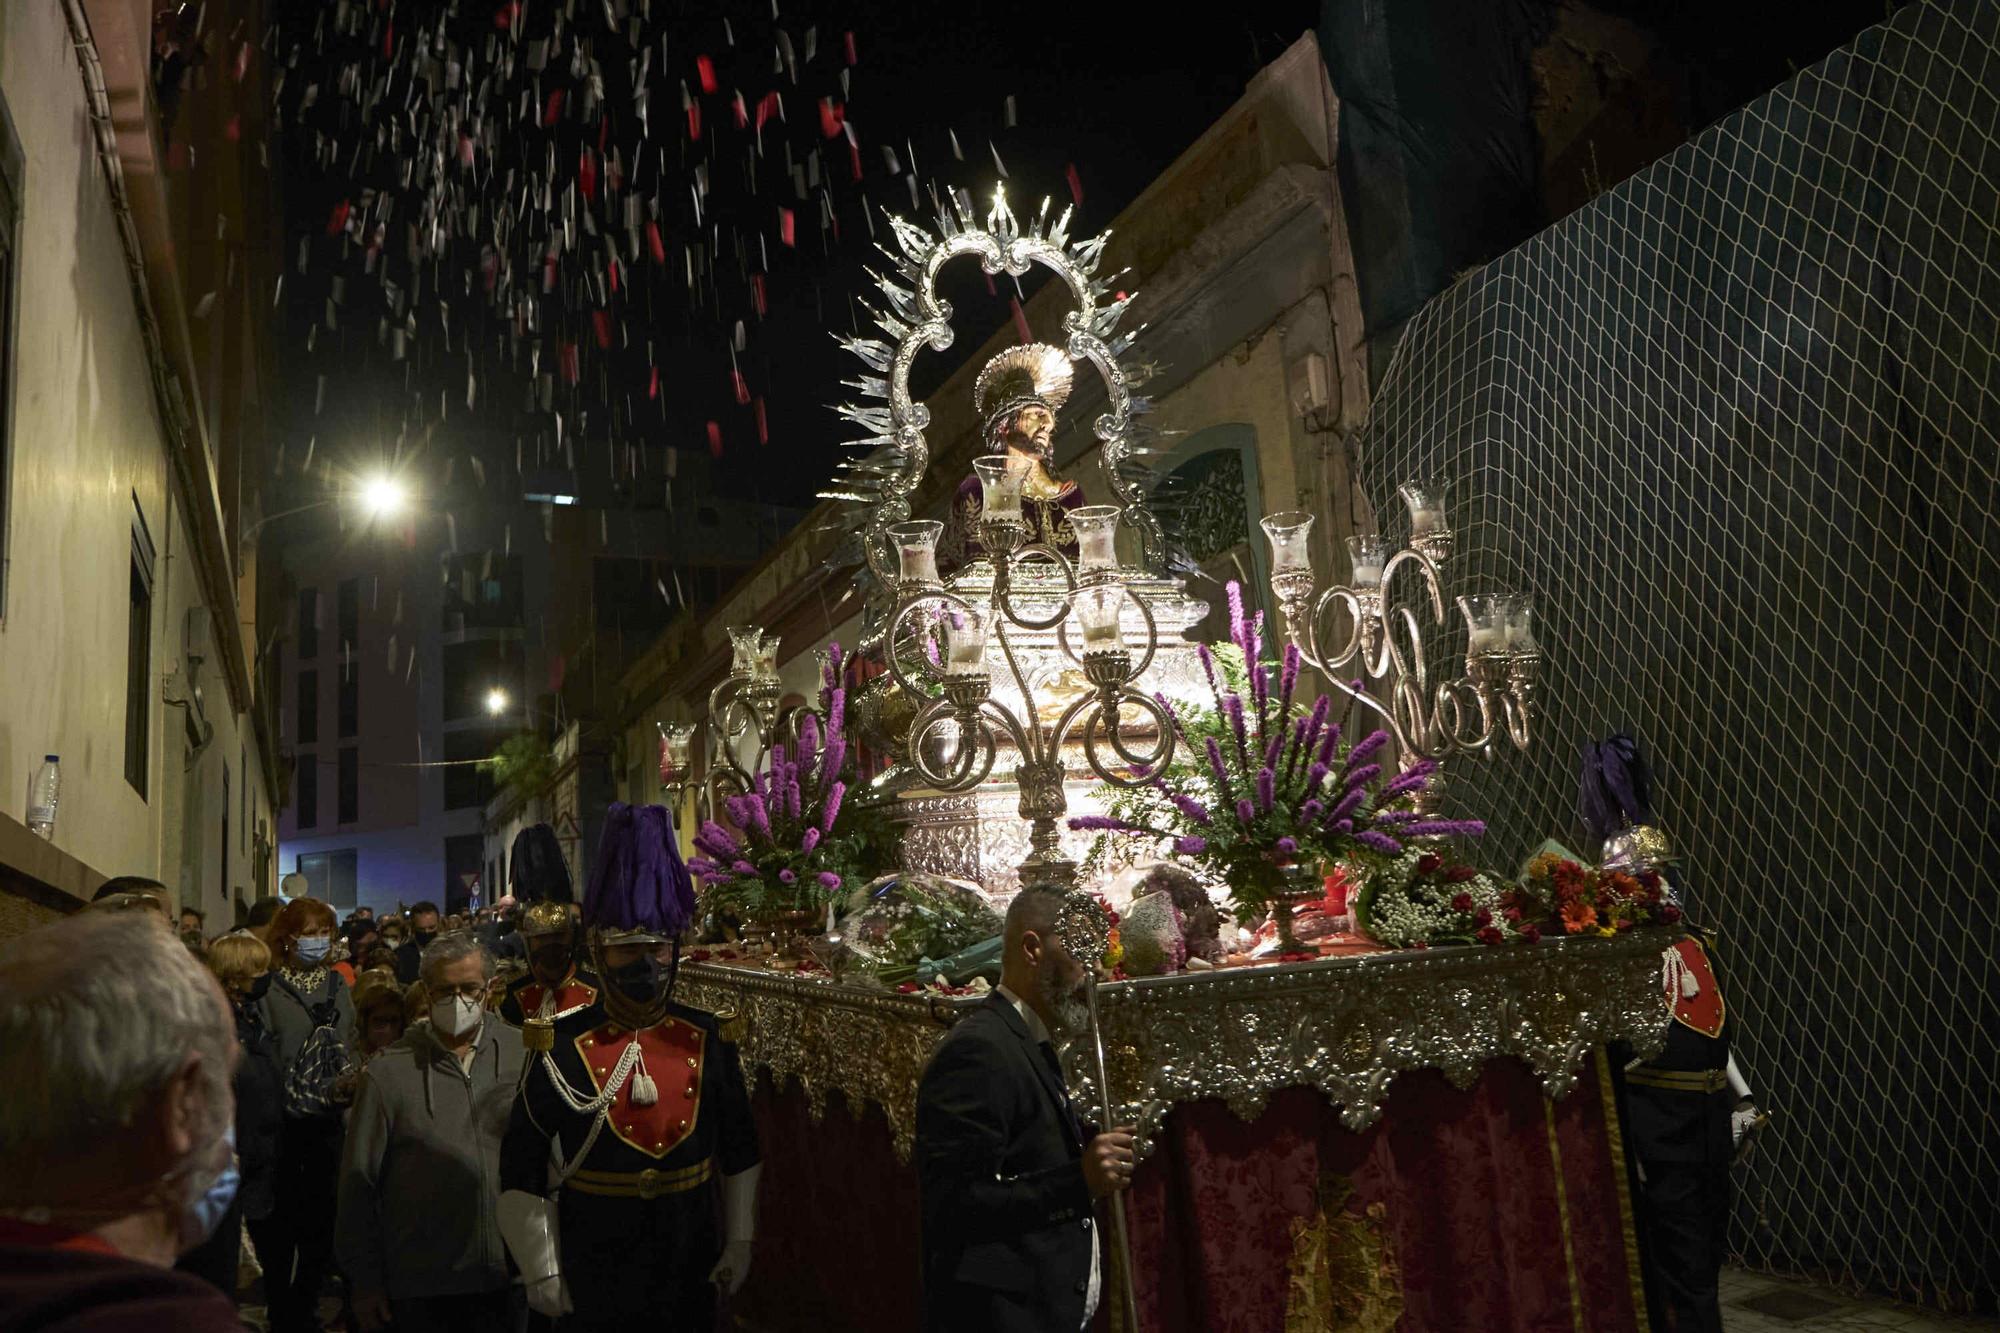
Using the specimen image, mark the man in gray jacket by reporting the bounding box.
[335,933,525,1333]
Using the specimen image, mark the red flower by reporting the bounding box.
[1416,853,1443,876]
[895,982,919,993]
[1475,908,1493,928]
[1503,906,1523,923]
[1520,924,1542,944]
[686,949,712,962]
[1443,864,1477,884]
[1661,905,1683,923]
[1638,870,1662,892]
[1450,892,1474,913]
[1476,927,1506,946]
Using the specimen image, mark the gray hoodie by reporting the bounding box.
[334,1019,526,1301]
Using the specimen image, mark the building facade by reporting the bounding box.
[0,0,283,937]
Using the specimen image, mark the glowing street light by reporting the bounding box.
[485,687,511,716]
[359,474,407,519]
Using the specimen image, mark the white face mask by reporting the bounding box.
[429,994,484,1040]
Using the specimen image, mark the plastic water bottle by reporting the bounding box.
[27,755,59,840]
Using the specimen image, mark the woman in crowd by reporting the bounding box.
[349,972,407,1069]
[176,930,284,1303]
[255,897,355,1333]
[332,921,377,988]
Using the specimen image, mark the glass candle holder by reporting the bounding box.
[972,457,1026,524]
[944,606,989,676]
[1074,585,1128,654]
[1068,505,1123,575]
[1346,534,1388,586]
[1261,511,1316,574]
[1458,594,1507,656]
[888,520,944,585]
[727,624,762,676]
[754,632,780,680]
[658,722,695,781]
[1398,479,1447,539]
[1500,592,1540,655]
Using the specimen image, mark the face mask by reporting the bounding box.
[178,1125,240,1253]
[530,943,572,979]
[294,935,331,964]
[429,994,485,1040]
[608,956,667,1005]
[244,973,273,1003]
[414,929,438,948]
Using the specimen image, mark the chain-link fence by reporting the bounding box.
[1351,0,1998,1307]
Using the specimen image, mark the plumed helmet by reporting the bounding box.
[509,824,574,938]
[972,343,1073,440]
[582,803,697,946]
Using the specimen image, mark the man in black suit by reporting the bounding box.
[915,883,1137,1333]
[393,901,441,985]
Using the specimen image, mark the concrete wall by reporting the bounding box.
[0,1,273,925]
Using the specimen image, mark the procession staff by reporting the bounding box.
[495,825,599,1027]
[497,803,761,1331]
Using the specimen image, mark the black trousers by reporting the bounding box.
[254,1117,345,1333]
[390,1288,521,1333]
[1638,1159,1728,1333]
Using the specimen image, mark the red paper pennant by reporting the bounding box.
[1065,163,1084,206]
[686,101,702,141]
[326,199,352,236]
[648,366,660,399]
[778,208,796,247]
[696,55,718,94]
[544,89,565,126]
[646,222,667,264]
[592,310,613,349]
[754,397,769,445]
[706,421,723,457]
[578,150,598,202]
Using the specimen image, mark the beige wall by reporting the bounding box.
[0,2,272,921]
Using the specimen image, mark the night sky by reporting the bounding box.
[270,0,1318,522]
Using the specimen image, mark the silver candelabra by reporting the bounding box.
[1261,479,1542,811]
[880,492,1175,890]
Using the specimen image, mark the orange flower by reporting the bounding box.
[1560,899,1598,934]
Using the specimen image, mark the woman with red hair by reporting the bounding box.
[253,897,354,1333]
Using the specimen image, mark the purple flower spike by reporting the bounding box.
[1068,815,1132,832]
[1342,763,1382,794]
[699,820,741,856]
[1328,788,1365,825]
[731,860,759,876]
[1169,791,1213,826]
[778,868,797,885]
[800,826,821,854]
[1275,836,1298,857]
[1347,730,1391,767]
[1334,818,1354,834]
[1280,644,1301,710]
[1301,798,1324,823]
[817,871,843,890]
[1355,830,1404,855]
[1304,762,1332,798]
[1382,763,1438,800]
[799,714,821,761]
[1235,798,1256,827]
[1402,819,1488,838]
[1227,582,1247,655]
[1205,738,1233,798]
[1256,767,1275,813]
[820,780,846,833]
[746,792,773,840]
[1174,836,1208,856]
[686,857,720,877]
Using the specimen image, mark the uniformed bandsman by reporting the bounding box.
[497,824,600,1027]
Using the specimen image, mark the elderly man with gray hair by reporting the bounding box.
[0,912,246,1331]
[335,931,525,1333]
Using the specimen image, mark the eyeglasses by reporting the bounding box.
[430,982,488,1002]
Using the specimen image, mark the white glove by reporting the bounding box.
[526,1275,573,1318]
[708,1164,761,1298]
[709,1239,753,1297]
[497,1191,571,1315]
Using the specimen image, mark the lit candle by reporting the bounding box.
[1069,506,1122,574]
[727,624,761,675]
[1501,592,1540,654]
[945,607,988,676]
[973,457,1025,524]
[1261,511,1315,574]
[755,632,780,679]
[1458,594,1505,656]
[1399,479,1447,539]
[888,520,943,585]
[1075,586,1126,653]
[1346,534,1387,586]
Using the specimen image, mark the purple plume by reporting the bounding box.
[820,780,846,833]
[697,819,740,858]
[1327,787,1365,825]
[1341,763,1382,794]
[1256,767,1275,813]
[800,826,821,854]
[1355,830,1404,855]
[1167,791,1212,826]
[582,803,697,937]
[1235,798,1256,827]
[1345,730,1391,770]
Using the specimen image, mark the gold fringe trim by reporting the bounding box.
[1595,1047,1650,1323]
[1544,1099,1586,1333]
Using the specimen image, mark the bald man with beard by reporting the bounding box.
[913,884,1137,1333]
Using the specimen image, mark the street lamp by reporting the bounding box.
[484,687,512,717]
[241,473,409,551]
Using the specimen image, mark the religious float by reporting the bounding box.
[659,188,1676,1332]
